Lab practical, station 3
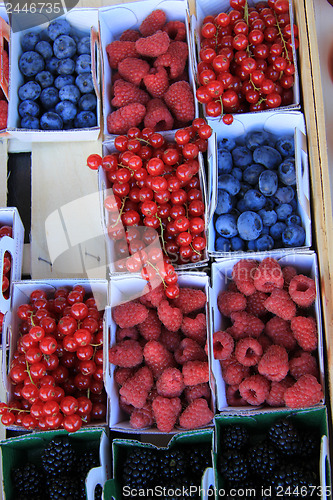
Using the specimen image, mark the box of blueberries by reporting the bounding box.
[207,111,311,256]
[7,9,101,141]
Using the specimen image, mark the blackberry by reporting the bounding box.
[164,477,198,499]
[122,447,158,490]
[47,476,79,499]
[41,437,76,477]
[12,462,44,496]
[76,448,100,498]
[184,445,212,478]
[158,448,187,483]
[298,430,320,458]
[248,441,280,479]
[220,424,250,450]
[219,450,249,484]
[268,419,300,456]
[271,463,317,492]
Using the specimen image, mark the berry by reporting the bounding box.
[109,339,143,368]
[290,316,318,352]
[143,340,176,378]
[282,224,306,247]
[182,360,209,386]
[174,338,207,364]
[222,358,250,385]
[163,81,195,123]
[181,313,207,346]
[41,437,76,477]
[19,51,45,77]
[219,450,249,483]
[157,300,183,332]
[138,309,161,340]
[246,291,268,317]
[217,290,247,317]
[12,463,44,497]
[135,31,170,58]
[268,419,300,455]
[156,367,184,397]
[232,259,258,296]
[221,424,249,450]
[119,366,154,408]
[106,41,138,69]
[152,395,181,432]
[288,274,316,307]
[140,10,167,37]
[111,80,150,108]
[155,41,188,79]
[112,300,149,328]
[179,398,214,429]
[235,337,263,366]
[239,374,270,405]
[284,374,323,408]
[253,257,284,293]
[266,377,294,407]
[118,57,150,86]
[107,103,146,135]
[258,345,289,382]
[130,402,154,429]
[289,351,319,380]
[230,311,265,339]
[140,282,165,308]
[264,316,296,350]
[213,331,234,360]
[144,98,174,131]
[173,288,206,314]
[184,383,211,403]
[143,67,169,98]
[264,288,296,320]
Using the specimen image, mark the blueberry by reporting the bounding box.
[57,58,75,75]
[18,100,40,118]
[18,81,41,101]
[258,208,277,227]
[243,164,265,185]
[237,211,263,241]
[46,19,71,41]
[59,84,81,103]
[247,240,257,251]
[40,111,63,130]
[290,199,297,211]
[261,226,270,235]
[258,170,278,196]
[243,189,266,211]
[239,182,251,197]
[45,57,59,74]
[276,203,293,221]
[35,71,54,89]
[77,36,91,55]
[215,236,231,252]
[21,115,39,129]
[40,87,59,109]
[286,214,301,226]
[216,189,234,215]
[215,214,238,238]
[218,149,233,174]
[282,225,305,247]
[245,130,272,150]
[253,145,282,169]
[218,137,236,151]
[78,93,97,111]
[270,222,287,240]
[35,40,53,60]
[278,159,296,186]
[232,146,253,168]
[264,198,275,211]
[218,174,241,196]
[19,51,45,77]
[75,54,91,74]
[54,74,75,89]
[231,167,243,181]
[275,136,295,157]
[275,186,295,204]
[55,100,77,122]
[236,199,247,212]
[74,110,97,128]
[75,73,94,94]
[53,35,76,59]
[255,234,275,251]
[231,236,245,251]
[21,31,40,51]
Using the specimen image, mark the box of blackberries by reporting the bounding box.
[103,428,214,499]
[7,9,101,141]
[209,251,325,412]
[207,111,311,255]
[0,427,111,500]
[214,406,331,500]
[99,0,198,139]
[0,5,9,135]
[106,272,216,433]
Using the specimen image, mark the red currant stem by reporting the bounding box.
[274,13,291,62]
[145,261,167,289]
[90,343,102,347]
[156,215,167,256]
[118,163,135,175]
[190,243,200,256]
[244,0,249,26]
[249,75,260,92]
[25,360,37,386]
[29,312,36,327]
[87,388,91,400]
[109,196,127,229]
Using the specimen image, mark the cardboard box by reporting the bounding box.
[99,0,198,140]
[209,251,325,412]
[7,8,101,141]
[207,111,311,256]
[0,427,111,500]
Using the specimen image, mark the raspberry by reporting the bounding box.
[181,313,207,346]
[119,366,154,408]
[289,352,319,380]
[157,299,183,332]
[155,41,188,79]
[232,259,258,296]
[111,79,150,108]
[143,98,174,131]
[235,337,263,367]
[0,100,8,129]
[106,41,137,69]
[184,383,211,403]
[114,367,136,386]
[265,317,296,351]
[253,257,284,293]
[109,339,143,368]
[136,30,170,58]
[120,29,141,42]
[138,309,161,341]
[258,345,289,382]
[226,385,247,406]
[160,327,181,352]
[140,282,165,308]
[163,81,195,123]
[213,331,234,360]
[113,300,148,328]
[282,265,297,288]
[119,397,134,415]
[107,103,146,135]
[152,395,181,432]
[156,367,184,397]
[284,374,323,408]
[143,340,176,378]
[230,311,265,339]
[139,9,167,37]
[172,288,206,315]
[217,290,247,318]
[144,67,169,98]
[266,377,294,407]
[163,21,186,41]
[179,398,214,429]
[257,335,273,353]
[118,57,150,86]
[116,326,139,342]
[130,402,154,429]
[239,375,270,405]
[290,316,318,352]
[222,358,250,386]
[288,274,316,308]
[182,361,209,386]
[174,338,207,364]
[264,289,296,321]
[246,291,269,317]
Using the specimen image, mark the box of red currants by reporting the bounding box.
[0,5,9,135]
[7,8,101,141]
[99,0,199,140]
[209,251,325,412]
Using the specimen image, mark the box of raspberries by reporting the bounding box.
[0,6,9,135]
[99,0,198,138]
[106,272,216,433]
[207,111,311,255]
[209,252,325,411]
[0,427,111,500]
[7,9,101,141]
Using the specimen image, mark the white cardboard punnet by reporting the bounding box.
[85,430,112,500]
